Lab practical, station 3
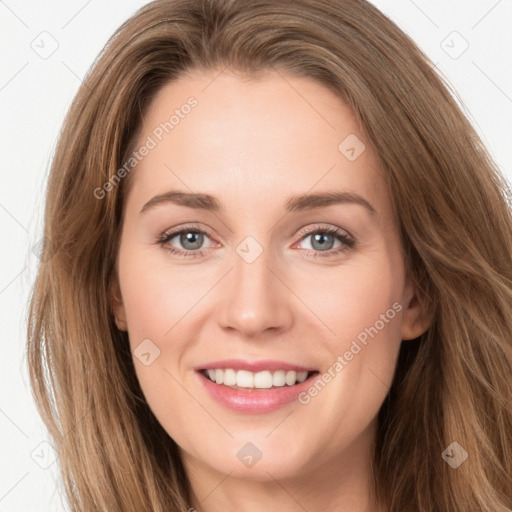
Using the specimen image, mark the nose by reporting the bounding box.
[216,249,294,338]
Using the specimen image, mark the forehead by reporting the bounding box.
[126,69,389,219]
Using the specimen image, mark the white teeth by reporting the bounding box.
[236,370,254,388]
[272,370,286,387]
[285,370,297,386]
[205,368,311,388]
[223,368,237,386]
[296,371,308,383]
[254,371,273,388]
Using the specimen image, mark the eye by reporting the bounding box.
[157,224,216,258]
[157,223,355,259]
[294,225,355,258]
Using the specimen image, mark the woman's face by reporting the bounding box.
[112,69,428,487]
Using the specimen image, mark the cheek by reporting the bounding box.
[118,249,209,342]
[295,250,404,345]
[296,253,404,430]
[117,251,201,434]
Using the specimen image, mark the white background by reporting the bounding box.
[1,1,511,510]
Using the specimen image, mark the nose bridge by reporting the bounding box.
[217,240,293,336]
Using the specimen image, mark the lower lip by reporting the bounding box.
[196,371,317,414]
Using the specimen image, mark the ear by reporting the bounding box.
[110,275,128,331]
[400,276,432,340]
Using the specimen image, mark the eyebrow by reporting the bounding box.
[140,190,376,215]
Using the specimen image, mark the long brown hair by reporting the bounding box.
[27,0,512,510]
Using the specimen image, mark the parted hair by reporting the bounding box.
[27,0,512,510]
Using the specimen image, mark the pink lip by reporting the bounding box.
[195,368,318,414]
[196,359,316,373]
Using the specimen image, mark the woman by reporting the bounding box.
[27,0,512,510]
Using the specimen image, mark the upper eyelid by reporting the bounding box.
[161,223,351,241]
[297,224,353,239]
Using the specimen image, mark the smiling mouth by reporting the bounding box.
[200,368,319,390]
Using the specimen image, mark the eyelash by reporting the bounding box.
[157,223,355,259]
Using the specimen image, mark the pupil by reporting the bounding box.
[181,231,203,250]
[312,233,334,251]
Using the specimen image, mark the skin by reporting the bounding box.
[111,68,430,512]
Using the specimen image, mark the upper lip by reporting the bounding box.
[196,359,317,373]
